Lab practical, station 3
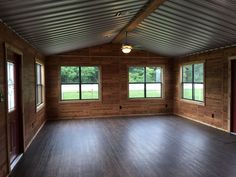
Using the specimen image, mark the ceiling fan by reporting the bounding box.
[121,32,143,54]
[121,32,132,54]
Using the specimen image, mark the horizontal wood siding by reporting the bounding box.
[46,44,173,119]
[174,47,236,131]
[0,22,45,177]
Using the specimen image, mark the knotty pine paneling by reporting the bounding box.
[0,22,45,177]
[46,44,173,119]
[174,47,236,131]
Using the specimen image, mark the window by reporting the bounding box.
[36,62,44,109]
[128,66,163,98]
[7,62,15,112]
[60,66,100,101]
[182,63,204,102]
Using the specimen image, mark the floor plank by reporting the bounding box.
[10,116,236,177]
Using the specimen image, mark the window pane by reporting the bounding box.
[36,86,42,105]
[8,63,14,85]
[194,84,204,101]
[7,62,15,112]
[194,63,204,82]
[146,83,161,97]
[129,67,144,83]
[129,84,144,98]
[81,84,99,99]
[8,85,15,111]
[183,83,192,99]
[36,86,38,105]
[81,67,99,83]
[61,84,80,100]
[61,66,80,84]
[36,64,41,84]
[183,65,192,82]
[146,67,162,82]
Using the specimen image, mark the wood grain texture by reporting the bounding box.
[112,0,166,43]
[174,47,236,131]
[10,115,236,177]
[45,44,173,120]
[0,22,46,177]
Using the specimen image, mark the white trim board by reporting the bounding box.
[25,120,46,151]
[174,113,228,133]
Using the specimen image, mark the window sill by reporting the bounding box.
[36,103,45,112]
[180,99,205,106]
[128,97,165,101]
[59,99,101,104]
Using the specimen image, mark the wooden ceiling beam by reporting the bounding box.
[112,0,166,43]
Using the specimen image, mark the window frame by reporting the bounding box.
[60,66,101,102]
[128,66,164,99]
[35,61,45,112]
[181,62,205,104]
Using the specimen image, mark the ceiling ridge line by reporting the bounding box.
[112,0,166,43]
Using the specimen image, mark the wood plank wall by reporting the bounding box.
[173,47,236,131]
[46,44,173,119]
[1,19,236,177]
[0,22,46,177]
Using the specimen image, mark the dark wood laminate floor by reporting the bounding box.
[10,115,236,177]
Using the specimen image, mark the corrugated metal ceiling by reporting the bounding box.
[0,0,148,55]
[1,0,236,57]
[130,0,236,56]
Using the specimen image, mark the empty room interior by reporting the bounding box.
[1,0,236,177]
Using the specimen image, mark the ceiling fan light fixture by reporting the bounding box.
[121,44,132,54]
[121,31,132,54]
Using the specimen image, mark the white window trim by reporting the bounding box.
[60,66,101,102]
[36,60,45,112]
[128,65,164,100]
[180,61,205,105]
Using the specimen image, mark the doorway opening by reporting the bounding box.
[230,57,236,134]
[5,44,24,171]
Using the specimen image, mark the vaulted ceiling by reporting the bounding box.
[0,0,236,57]
[0,0,149,55]
[129,0,236,56]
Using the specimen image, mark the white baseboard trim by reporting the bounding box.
[10,154,23,171]
[7,121,46,177]
[174,113,229,133]
[230,132,236,136]
[25,120,46,151]
[48,113,172,120]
